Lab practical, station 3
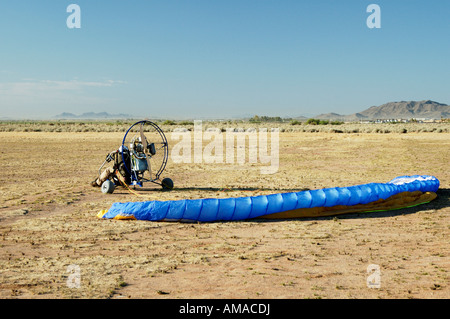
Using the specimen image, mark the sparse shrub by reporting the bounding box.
[178,120,194,125]
[306,118,320,125]
[306,119,336,125]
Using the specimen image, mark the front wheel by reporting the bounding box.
[161,178,174,190]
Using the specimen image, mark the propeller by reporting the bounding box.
[139,123,153,178]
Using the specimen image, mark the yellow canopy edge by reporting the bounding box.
[261,191,437,219]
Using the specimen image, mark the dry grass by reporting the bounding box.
[1,120,449,134]
[0,126,448,299]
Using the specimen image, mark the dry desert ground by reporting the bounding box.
[0,122,448,299]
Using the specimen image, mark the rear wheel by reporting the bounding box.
[101,180,115,194]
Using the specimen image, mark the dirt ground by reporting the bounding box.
[0,128,448,299]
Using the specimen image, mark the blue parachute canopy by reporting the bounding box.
[99,175,439,222]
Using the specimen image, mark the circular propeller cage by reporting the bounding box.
[121,120,169,186]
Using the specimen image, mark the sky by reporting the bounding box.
[0,0,449,119]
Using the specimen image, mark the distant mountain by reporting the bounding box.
[359,100,449,119]
[316,100,450,120]
[55,112,78,119]
[54,112,134,119]
[314,112,346,120]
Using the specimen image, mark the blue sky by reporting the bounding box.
[0,0,449,119]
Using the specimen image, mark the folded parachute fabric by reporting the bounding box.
[98,175,440,222]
